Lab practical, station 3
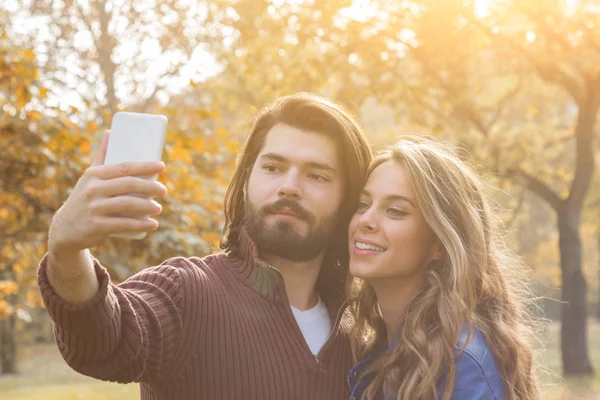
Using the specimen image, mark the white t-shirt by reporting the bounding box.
[290,297,332,356]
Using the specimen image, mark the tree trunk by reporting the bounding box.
[96,0,118,116]
[0,314,17,375]
[597,231,600,321]
[558,211,594,375]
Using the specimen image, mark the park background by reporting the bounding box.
[1,0,600,398]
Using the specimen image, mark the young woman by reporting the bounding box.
[347,136,539,400]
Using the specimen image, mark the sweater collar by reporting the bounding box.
[225,226,287,303]
[225,226,346,313]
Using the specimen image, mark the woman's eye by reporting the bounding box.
[356,201,369,213]
[387,208,407,217]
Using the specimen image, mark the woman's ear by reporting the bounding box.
[431,241,445,262]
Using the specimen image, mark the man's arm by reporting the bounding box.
[38,130,178,383]
[45,130,167,305]
[39,254,186,384]
[46,248,98,304]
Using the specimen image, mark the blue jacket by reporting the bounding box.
[347,327,505,399]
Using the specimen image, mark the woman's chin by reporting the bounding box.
[349,263,376,280]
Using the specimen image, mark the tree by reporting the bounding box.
[0,26,90,373]
[336,0,599,375]
[0,2,239,374]
[214,0,600,375]
[203,0,359,106]
[25,0,215,120]
[15,0,239,276]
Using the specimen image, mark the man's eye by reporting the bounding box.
[309,173,329,182]
[263,165,281,173]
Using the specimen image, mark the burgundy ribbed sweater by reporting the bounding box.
[38,229,354,399]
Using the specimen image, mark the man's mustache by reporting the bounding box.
[261,198,313,222]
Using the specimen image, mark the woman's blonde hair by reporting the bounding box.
[349,135,540,400]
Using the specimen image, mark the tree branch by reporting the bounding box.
[567,84,598,208]
[505,188,526,230]
[513,169,563,211]
[484,79,523,130]
[463,12,585,104]
[74,1,95,41]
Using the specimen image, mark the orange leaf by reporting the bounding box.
[23,49,35,61]
[87,121,98,133]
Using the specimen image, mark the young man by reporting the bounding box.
[38,93,372,399]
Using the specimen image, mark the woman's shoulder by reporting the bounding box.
[448,326,505,399]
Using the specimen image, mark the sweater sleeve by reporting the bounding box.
[37,253,185,384]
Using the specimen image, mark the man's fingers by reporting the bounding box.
[96,177,168,198]
[91,131,110,167]
[91,196,162,216]
[93,216,159,234]
[90,161,165,180]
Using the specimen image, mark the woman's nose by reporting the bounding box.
[357,208,377,231]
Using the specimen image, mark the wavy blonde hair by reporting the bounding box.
[349,135,540,400]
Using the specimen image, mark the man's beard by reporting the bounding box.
[244,196,339,262]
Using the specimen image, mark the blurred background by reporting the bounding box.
[0,0,599,398]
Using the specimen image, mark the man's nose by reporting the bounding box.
[277,170,303,200]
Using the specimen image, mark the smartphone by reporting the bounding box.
[104,111,168,240]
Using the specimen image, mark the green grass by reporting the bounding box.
[2,321,600,399]
[0,344,138,399]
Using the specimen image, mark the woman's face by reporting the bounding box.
[349,160,443,283]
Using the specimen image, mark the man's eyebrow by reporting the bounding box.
[306,161,338,176]
[361,189,416,208]
[259,153,338,176]
[259,153,286,162]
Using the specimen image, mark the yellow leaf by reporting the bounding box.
[87,121,98,133]
[29,111,42,121]
[170,142,192,164]
[0,281,18,295]
[202,232,222,248]
[16,87,28,108]
[226,139,238,154]
[190,137,206,152]
[0,300,12,318]
[215,127,229,139]
[39,87,48,99]
[80,139,90,154]
[23,49,35,61]
[27,289,43,308]
[206,201,219,214]
[526,106,539,117]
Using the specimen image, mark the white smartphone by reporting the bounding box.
[104,111,168,240]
